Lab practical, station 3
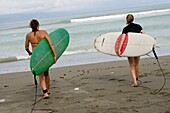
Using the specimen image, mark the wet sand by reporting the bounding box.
[0,55,170,113]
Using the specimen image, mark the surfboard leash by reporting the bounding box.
[30,73,43,113]
[151,47,166,95]
[29,73,38,113]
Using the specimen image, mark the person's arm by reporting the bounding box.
[25,34,32,55]
[44,31,57,63]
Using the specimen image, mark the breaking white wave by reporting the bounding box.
[0,49,96,63]
[0,56,30,63]
[71,8,170,23]
[63,49,96,55]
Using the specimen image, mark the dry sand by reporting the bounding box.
[0,55,170,113]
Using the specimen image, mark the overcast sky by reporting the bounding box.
[0,0,170,16]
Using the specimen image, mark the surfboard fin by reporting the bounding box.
[101,38,105,46]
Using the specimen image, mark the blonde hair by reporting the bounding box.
[126,14,134,24]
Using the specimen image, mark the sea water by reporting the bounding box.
[0,4,170,74]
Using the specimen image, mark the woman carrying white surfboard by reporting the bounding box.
[118,14,144,87]
[25,19,57,99]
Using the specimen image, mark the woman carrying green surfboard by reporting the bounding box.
[25,19,57,99]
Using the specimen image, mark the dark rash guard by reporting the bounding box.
[122,23,143,34]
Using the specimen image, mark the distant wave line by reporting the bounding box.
[0,20,70,31]
[71,8,170,23]
[0,25,28,31]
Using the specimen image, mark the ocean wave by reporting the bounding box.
[0,49,96,63]
[71,8,170,23]
[0,56,30,63]
[63,49,96,55]
[0,19,70,31]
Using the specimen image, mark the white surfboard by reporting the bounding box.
[94,32,157,57]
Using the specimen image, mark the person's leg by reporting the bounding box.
[134,57,140,80]
[128,57,138,86]
[39,73,49,98]
[44,70,50,94]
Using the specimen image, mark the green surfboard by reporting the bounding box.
[30,28,69,75]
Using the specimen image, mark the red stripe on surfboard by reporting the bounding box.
[115,34,128,56]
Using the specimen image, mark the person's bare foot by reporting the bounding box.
[43,93,49,99]
[131,83,138,87]
[132,80,138,87]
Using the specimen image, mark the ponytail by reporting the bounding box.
[29,19,39,36]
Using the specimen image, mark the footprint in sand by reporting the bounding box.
[44,101,52,105]
[159,92,170,97]
[118,79,126,82]
[143,81,152,83]
[108,78,116,81]
[94,88,105,91]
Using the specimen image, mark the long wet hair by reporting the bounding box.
[29,19,39,36]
